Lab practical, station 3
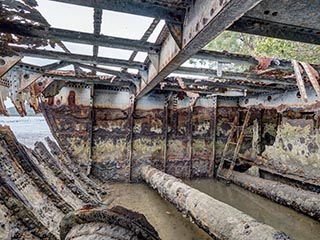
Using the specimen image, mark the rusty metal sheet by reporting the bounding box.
[301,62,320,97]
[0,56,22,78]
[292,60,308,103]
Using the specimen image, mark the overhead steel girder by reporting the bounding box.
[136,0,263,98]
[10,46,145,70]
[0,21,159,53]
[0,56,22,78]
[239,86,320,112]
[229,17,320,45]
[49,0,185,24]
[163,77,285,93]
[175,66,296,86]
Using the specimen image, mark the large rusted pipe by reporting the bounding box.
[140,165,292,240]
[228,170,320,221]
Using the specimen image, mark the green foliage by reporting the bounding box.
[205,31,320,64]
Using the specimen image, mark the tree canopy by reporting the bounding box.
[205,31,320,64]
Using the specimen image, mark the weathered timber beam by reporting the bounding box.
[228,170,320,220]
[10,46,145,69]
[34,141,101,205]
[175,66,296,86]
[229,17,320,46]
[136,0,263,98]
[0,21,158,52]
[0,126,73,214]
[140,165,292,240]
[45,137,107,196]
[0,172,57,240]
[49,0,185,24]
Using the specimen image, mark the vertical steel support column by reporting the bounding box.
[163,93,173,173]
[87,84,94,176]
[209,96,217,178]
[187,106,193,179]
[188,97,198,179]
[128,94,135,182]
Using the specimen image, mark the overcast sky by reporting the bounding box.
[20,0,165,68]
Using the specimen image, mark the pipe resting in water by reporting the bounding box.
[140,165,293,240]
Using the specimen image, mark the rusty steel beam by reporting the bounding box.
[175,66,296,86]
[229,17,320,46]
[0,55,22,77]
[136,0,263,98]
[128,19,161,63]
[239,86,320,112]
[292,60,308,103]
[300,62,320,97]
[66,62,139,81]
[163,77,286,93]
[128,94,135,182]
[49,0,185,24]
[11,46,145,69]
[163,92,173,173]
[158,86,247,96]
[209,96,217,177]
[0,21,158,52]
[140,165,292,240]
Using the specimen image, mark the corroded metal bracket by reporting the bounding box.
[0,56,22,78]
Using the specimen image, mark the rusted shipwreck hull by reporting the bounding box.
[0,125,161,240]
[41,83,320,188]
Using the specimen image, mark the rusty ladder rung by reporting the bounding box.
[217,109,251,182]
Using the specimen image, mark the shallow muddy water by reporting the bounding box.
[106,180,320,240]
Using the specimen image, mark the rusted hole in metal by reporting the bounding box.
[23,74,29,79]
[68,90,76,106]
[264,10,270,15]
[296,91,301,99]
[0,59,5,66]
[210,8,215,16]
[38,82,43,87]
[48,97,54,106]
[202,18,208,25]
[244,99,249,104]
[272,12,278,16]
[267,96,272,102]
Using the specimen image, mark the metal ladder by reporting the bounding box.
[217,109,251,183]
